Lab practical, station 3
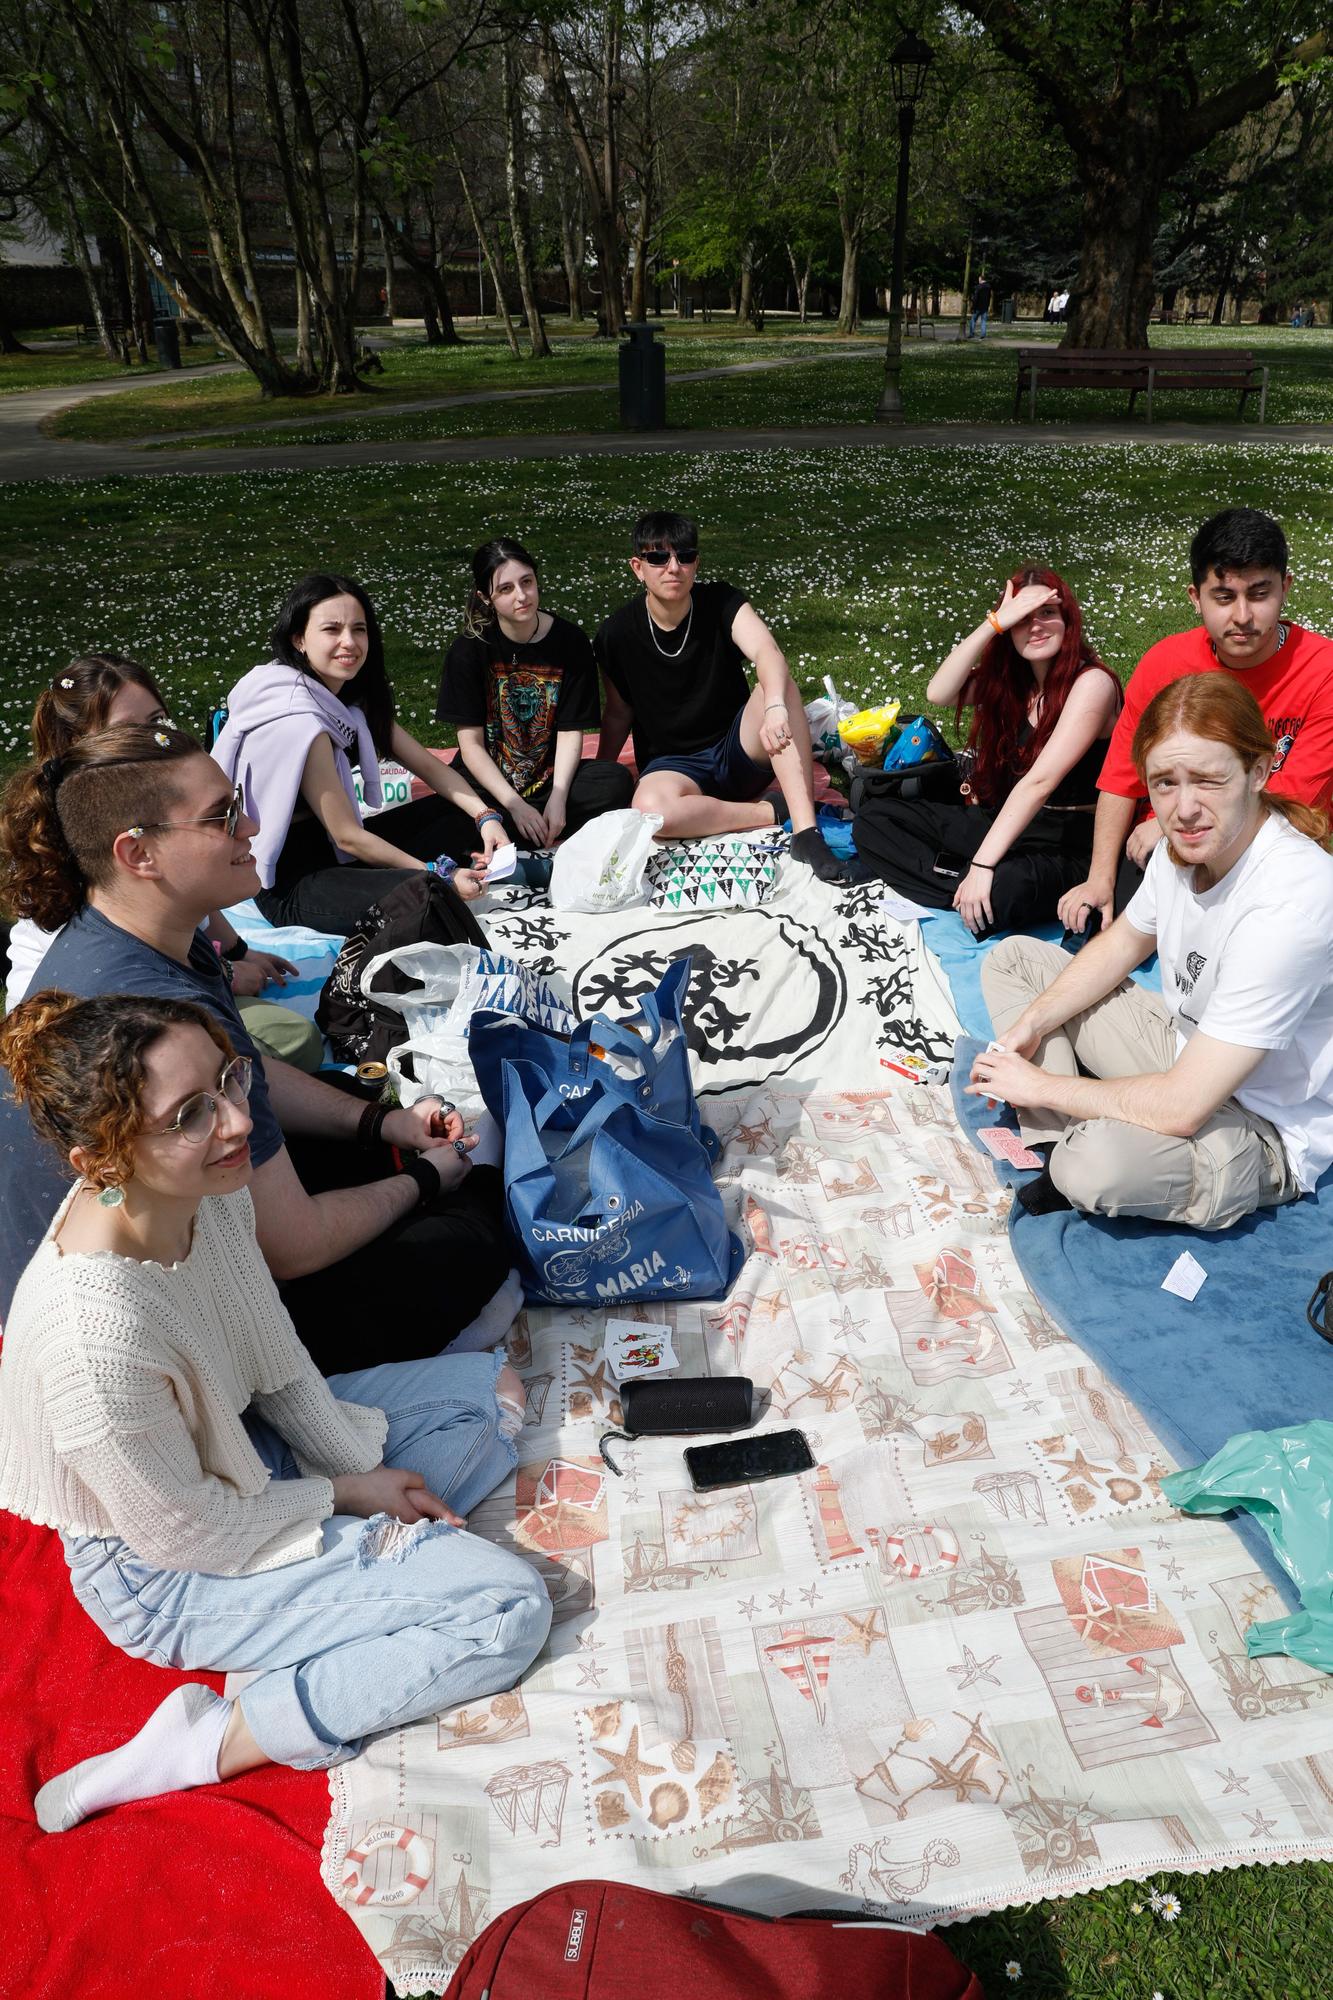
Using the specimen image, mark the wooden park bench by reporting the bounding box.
[1014,346,1269,423]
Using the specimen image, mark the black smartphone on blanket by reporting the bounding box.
[684,1429,815,1492]
[932,849,969,880]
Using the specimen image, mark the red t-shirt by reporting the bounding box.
[1097,624,1333,809]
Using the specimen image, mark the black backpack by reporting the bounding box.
[315,872,489,1066]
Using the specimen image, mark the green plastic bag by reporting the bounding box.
[1162,1422,1333,1673]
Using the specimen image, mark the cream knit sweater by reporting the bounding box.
[0,1184,387,1575]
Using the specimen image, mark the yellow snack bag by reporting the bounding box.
[837,700,902,765]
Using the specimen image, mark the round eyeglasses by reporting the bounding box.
[145,1055,253,1144]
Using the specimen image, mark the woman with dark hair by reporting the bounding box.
[215,574,506,936]
[436,540,632,848]
[4,655,322,1071]
[855,569,1121,936]
[0,987,548,1833]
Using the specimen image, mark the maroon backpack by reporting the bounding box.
[449,1880,983,1999]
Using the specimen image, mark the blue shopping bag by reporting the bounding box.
[470,955,718,1158]
[501,1058,743,1305]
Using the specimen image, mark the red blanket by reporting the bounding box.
[1,1517,381,2000]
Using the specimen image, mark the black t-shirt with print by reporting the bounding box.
[594,579,751,771]
[436,613,601,798]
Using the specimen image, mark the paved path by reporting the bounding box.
[2,349,1330,483]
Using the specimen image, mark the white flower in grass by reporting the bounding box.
[1158,1892,1182,1922]
[1004,1963,1021,1982]
[1130,1901,1144,1914]
[1148,1890,1165,1911]
[1151,1990,1166,2000]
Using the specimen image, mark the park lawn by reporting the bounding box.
[43,325,881,442]
[0,339,223,397]
[3,440,1333,1988]
[41,320,1333,447]
[7,438,1333,771]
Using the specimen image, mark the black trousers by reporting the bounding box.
[470,757,634,844]
[277,1075,511,1376]
[256,795,480,935]
[854,793,1094,938]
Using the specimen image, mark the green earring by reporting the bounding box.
[96,1184,125,1209]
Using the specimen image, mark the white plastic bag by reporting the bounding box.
[549,809,663,914]
[360,942,573,1109]
[804,672,859,778]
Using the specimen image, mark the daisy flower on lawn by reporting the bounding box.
[1158,1892,1182,1922]
[1004,1963,1021,1982]
[1130,1901,1144,1914]
[1148,1890,1165,1911]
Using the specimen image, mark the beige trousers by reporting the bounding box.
[981,936,1294,1231]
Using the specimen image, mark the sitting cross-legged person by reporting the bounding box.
[215,571,507,937]
[0,989,549,1834]
[437,538,634,848]
[594,510,853,884]
[0,725,518,1368]
[969,673,1333,1230]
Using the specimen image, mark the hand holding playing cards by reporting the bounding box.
[967,1040,1046,1111]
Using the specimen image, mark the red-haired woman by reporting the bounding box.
[858,570,1121,936]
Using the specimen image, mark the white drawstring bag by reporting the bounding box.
[357,942,574,1110]
[549,809,663,913]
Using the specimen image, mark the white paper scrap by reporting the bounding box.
[1161,1251,1207,1302]
[484,842,517,883]
[879,892,935,923]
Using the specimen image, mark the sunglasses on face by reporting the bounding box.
[127,781,245,842]
[145,1055,253,1145]
[638,547,699,568]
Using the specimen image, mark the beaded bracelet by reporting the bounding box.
[474,809,504,830]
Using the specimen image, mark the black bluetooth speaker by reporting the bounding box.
[620,1376,755,1437]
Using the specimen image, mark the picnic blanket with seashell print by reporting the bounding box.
[321,862,1333,1995]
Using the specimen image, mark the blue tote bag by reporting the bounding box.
[501,1058,743,1305]
[470,955,718,1158]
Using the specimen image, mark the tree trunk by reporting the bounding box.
[836,219,861,335]
[452,146,521,358]
[557,172,585,320]
[57,168,115,360]
[294,263,314,377]
[538,25,624,335]
[736,264,752,323]
[1063,157,1165,348]
[383,237,396,322]
[503,41,551,358]
[1211,248,1235,325]
[629,194,651,323]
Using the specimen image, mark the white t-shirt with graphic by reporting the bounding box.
[1126,811,1333,1192]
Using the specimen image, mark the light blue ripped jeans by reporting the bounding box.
[63,1351,551,1770]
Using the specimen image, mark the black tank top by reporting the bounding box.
[1014,673,1120,806]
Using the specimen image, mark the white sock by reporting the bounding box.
[35,1683,231,1834]
[449,1267,524,1353]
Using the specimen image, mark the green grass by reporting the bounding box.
[4,437,1333,1984]
[0,338,223,397]
[40,320,1333,447]
[44,324,878,442]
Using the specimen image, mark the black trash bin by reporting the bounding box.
[619,321,666,430]
[153,316,182,369]
[1000,298,1016,326]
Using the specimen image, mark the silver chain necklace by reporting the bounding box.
[646,598,694,658]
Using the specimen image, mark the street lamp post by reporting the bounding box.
[876,30,934,422]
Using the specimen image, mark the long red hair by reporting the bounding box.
[961,567,1111,806]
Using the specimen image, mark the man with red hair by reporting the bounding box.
[972,674,1333,1230]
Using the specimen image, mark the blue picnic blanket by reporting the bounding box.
[919,911,1159,1040]
[949,1033,1333,1601]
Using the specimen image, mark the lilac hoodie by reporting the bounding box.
[213,661,384,889]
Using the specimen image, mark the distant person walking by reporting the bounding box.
[969,274,993,340]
